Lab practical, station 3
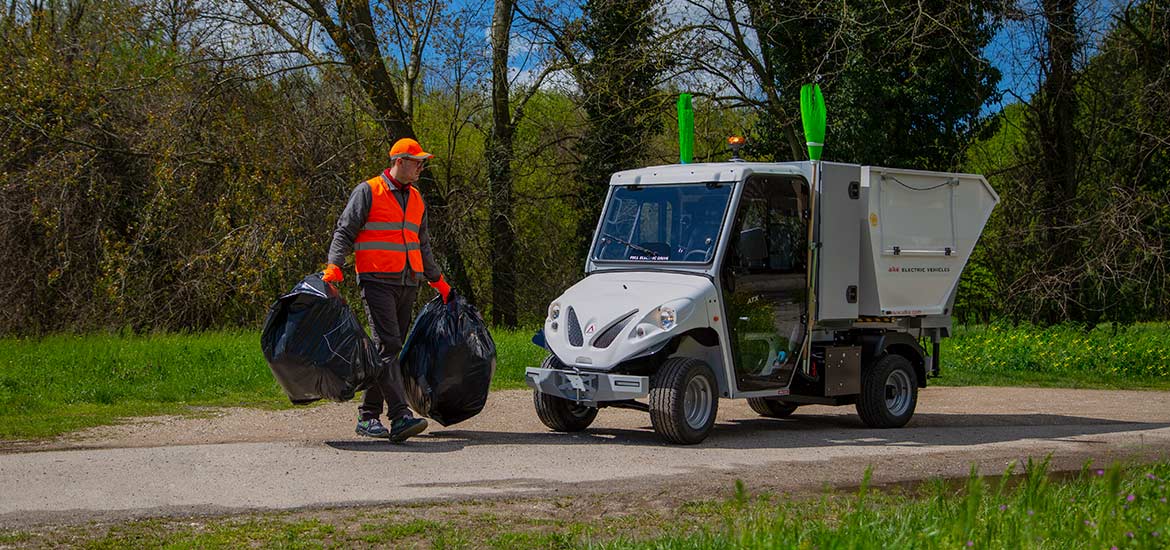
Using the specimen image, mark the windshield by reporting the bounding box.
[592,183,733,263]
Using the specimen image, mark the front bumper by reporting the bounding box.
[525,367,649,405]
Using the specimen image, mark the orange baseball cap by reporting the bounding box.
[388,138,434,161]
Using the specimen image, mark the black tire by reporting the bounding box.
[855,354,918,428]
[649,358,719,445]
[747,397,799,418]
[533,354,598,432]
[533,390,598,432]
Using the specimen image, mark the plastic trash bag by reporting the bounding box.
[399,294,496,426]
[260,273,380,404]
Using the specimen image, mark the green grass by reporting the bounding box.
[0,328,546,440]
[491,326,547,390]
[1,323,1167,441]
[939,323,1170,390]
[0,331,291,440]
[79,517,340,549]
[5,459,1167,548]
[600,459,1170,550]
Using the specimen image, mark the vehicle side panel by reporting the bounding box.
[818,163,863,320]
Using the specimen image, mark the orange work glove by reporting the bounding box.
[429,275,452,303]
[322,263,344,283]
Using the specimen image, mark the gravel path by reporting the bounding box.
[2,386,1169,528]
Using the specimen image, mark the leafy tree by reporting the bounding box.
[685,0,1001,169]
[961,0,1169,325]
[824,1,1001,169]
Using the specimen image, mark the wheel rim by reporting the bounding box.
[884,368,912,417]
[682,373,713,429]
[568,403,593,418]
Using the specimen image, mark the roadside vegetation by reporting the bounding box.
[4,2,1168,338]
[940,323,1170,390]
[3,458,1166,548]
[0,328,543,440]
[0,332,286,440]
[1,323,1167,441]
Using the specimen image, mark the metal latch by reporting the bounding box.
[846,285,857,304]
[565,374,588,392]
[848,181,860,200]
[892,246,901,255]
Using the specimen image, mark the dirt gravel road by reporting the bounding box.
[2,386,1169,528]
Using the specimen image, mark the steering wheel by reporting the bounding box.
[638,242,671,257]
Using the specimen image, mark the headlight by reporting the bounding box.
[657,307,676,330]
[548,302,561,320]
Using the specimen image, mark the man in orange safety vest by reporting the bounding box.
[323,138,453,442]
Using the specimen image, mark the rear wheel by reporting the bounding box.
[747,397,799,418]
[649,358,719,444]
[855,354,918,428]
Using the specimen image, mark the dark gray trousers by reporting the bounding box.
[357,279,418,421]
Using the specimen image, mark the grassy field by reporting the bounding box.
[0,323,1166,440]
[495,322,1170,392]
[3,458,1166,548]
[0,331,288,440]
[0,328,545,440]
[939,323,1170,390]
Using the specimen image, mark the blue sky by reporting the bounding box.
[982,0,1121,113]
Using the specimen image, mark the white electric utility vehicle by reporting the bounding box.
[526,160,999,444]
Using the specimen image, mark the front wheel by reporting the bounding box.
[855,354,918,428]
[533,354,598,432]
[534,391,598,432]
[649,358,719,444]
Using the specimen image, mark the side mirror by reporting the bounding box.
[738,227,768,265]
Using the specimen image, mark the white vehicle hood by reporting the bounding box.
[543,270,716,370]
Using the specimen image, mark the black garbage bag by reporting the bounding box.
[399,294,496,426]
[260,273,380,404]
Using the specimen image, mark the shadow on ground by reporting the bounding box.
[324,412,1169,454]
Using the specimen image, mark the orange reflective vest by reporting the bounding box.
[353,176,425,275]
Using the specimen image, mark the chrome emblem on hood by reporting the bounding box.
[585,323,596,335]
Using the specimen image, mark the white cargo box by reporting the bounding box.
[857,167,999,317]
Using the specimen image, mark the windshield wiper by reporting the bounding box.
[601,233,657,256]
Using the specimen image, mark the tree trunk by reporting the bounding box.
[1036,0,1081,323]
[488,0,518,327]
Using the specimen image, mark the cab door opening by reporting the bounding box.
[719,175,810,392]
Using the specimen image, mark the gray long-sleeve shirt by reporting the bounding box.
[327,173,442,286]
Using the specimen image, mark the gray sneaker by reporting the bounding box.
[355,417,390,439]
[389,415,428,442]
